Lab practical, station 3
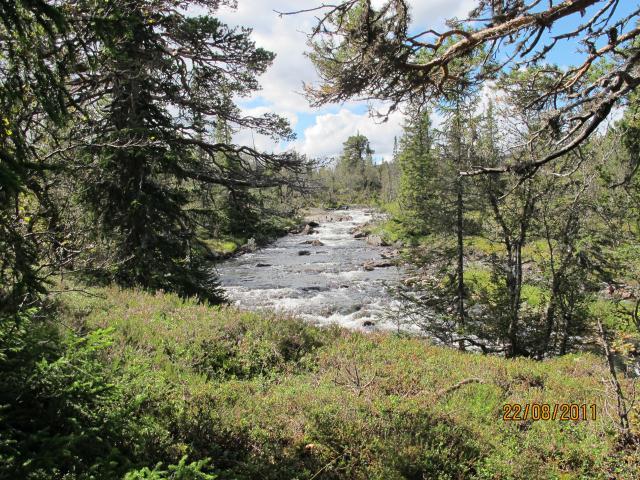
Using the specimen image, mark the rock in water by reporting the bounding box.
[298,250,312,256]
[363,261,374,271]
[239,237,257,253]
[366,235,388,247]
[363,259,394,270]
[373,260,394,268]
[302,224,316,235]
[300,239,325,246]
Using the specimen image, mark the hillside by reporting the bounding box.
[11,286,632,479]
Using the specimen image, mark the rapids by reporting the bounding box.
[216,209,404,330]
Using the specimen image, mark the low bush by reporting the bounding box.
[2,286,638,479]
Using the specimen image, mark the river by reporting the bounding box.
[216,208,404,330]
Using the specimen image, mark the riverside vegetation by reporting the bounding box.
[4,285,639,479]
[3,1,640,479]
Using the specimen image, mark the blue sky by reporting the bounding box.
[215,0,639,162]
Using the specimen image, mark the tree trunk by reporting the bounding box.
[506,243,523,357]
[456,176,466,351]
[596,319,631,440]
[539,275,562,358]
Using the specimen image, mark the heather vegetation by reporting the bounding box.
[3,1,640,478]
[4,286,640,479]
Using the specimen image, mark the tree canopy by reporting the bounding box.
[303,0,640,176]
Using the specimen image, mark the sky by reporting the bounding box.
[214,0,638,163]
[215,0,476,163]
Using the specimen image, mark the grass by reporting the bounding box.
[55,285,640,479]
[203,238,241,255]
[465,236,505,257]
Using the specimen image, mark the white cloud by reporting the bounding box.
[212,0,476,159]
[295,108,404,162]
[409,0,476,24]
[217,1,319,113]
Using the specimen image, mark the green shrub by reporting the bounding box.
[0,316,131,479]
[124,456,216,480]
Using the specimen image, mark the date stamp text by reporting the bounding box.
[502,403,597,421]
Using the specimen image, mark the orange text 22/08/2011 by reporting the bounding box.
[502,403,597,421]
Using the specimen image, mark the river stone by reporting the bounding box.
[298,250,312,256]
[338,304,361,315]
[307,221,320,228]
[362,320,375,327]
[373,260,394,268]
[300,239,324,246]
[363,259,394,270]
[366,235,388,247]
[255,263,271,267]
[239,238,257,252]
[301,286,327,292]
[302,224,316,235]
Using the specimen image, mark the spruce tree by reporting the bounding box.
[0,1,69,317]
[397,108,437,234]
[65,0,305,301]
[335,134,379,201]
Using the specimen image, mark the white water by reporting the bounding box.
[216,209,404,330]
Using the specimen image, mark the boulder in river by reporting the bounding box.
[366,235,389,247]
[307,221,320,228]
[255,263,271,268]
[373,260,394,268]
[353,230,367,239]
[300,239,324,246]
[362,320,375,327]
[301,286,327,292]
[238,238,257,253]
[298,250,312,256]
[363,259,394,270]
[338,304,361,315]
[349,221,370,234]
[302,224,316,235]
